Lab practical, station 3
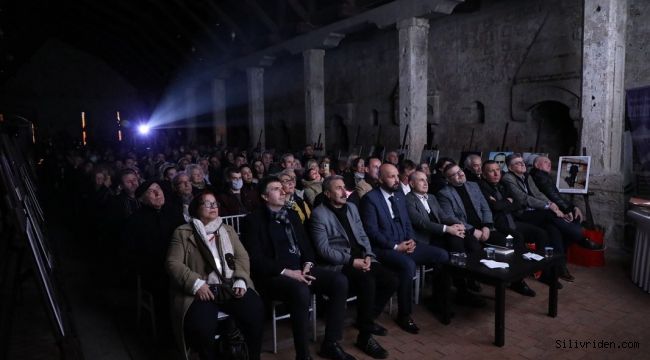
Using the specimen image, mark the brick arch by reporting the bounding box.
[512,85,580,122]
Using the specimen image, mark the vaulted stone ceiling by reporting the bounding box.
[0,0,405,97]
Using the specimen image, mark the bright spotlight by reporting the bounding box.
[137,124,151,135]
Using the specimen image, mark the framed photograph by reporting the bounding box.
[556,156,591,194]
[488,151,513,172]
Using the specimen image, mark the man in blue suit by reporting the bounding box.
[360,164,449,333]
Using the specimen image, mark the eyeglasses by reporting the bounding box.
[280,178,296,184]
[201,201,219,209]
[448,169,464,178]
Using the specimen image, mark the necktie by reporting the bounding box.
[389,195,401,223]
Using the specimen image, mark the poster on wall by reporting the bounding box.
[488,151,513,172]
[556,156,591,194]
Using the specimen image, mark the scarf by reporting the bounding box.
[271,207,301,256]
[192,217,234,284]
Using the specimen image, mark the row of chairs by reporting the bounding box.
[136,215,433,354]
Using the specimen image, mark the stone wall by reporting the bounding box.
[625,0,650,89]
[259,0,584,160]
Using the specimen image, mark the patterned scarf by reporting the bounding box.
[271,207,301,256]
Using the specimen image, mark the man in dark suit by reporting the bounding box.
[406,170,485,308]
[241,177,353,360]
[311,175,398,359]
[360,164,448,333]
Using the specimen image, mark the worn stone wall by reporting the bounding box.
[625,0,650,89]
[260,0,583,159]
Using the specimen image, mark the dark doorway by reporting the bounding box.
[327,115,349,152]
[529,101,578,159]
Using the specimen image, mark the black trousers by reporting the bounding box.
[516,210,566,254]
[184,290,265,360]
[265,267,348,358]
[342,261,398,338]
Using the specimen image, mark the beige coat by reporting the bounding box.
[166,222,255,357]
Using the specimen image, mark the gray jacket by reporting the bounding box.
[406,191,459,245]
[310,202,375,272]
[436,182,493,230]
[501,172,550,212]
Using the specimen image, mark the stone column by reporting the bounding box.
[246,67,266,149]
[185,86,198,144]
[212,78,227,146]
[303,49,326,151]
[579,0,627,246]
[397,17,429,162]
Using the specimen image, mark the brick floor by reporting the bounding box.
[259,253,650,360]
[8,251,650,359]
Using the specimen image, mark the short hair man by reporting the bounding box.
[218,167,256,216]
[311,175,398,358]
[242,177,353,360]
[385,151,399,166]
[501,154,587,282]
[397,159,416,195]
[360,164,449,333]
[437,163,511,305]
[530,156,586,225]
[280,153,296,170]
[355,157,381,199]
[463,154,482,182]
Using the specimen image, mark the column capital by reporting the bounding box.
[397,17,430,30]
[302,48,326,59]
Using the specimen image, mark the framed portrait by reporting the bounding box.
[556,156,591,194]
[488,151,513,172]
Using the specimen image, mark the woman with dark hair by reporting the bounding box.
[251,159,266,182]
[166,191,264,360]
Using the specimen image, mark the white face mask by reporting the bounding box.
[354,172,365,179]
[231,179,243,190]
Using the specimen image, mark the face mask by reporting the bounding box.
[354,172,365,179]
[231,179,243,190]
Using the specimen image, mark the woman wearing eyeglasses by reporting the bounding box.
[166,191,264,360]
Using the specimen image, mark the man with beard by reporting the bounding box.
[361,164,449,334]
[311,175,398,358]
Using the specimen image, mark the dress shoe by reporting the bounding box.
[559,267,575,282]
[355,336,388,359]
[318,341,356,360]
[426,300,455,325]
[578,237,602,250]
[395,316,420,334]
[467,279,482,292]
[539,277,563,289]
[455,291,487,308]
[369,322,387,336]
[509,280,536,297]
[355,321,388,336]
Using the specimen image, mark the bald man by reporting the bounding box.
[360,164,449,333]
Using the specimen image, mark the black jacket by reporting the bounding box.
[529,168,574,213]
[478,179,521,233]
[241,207,316,292]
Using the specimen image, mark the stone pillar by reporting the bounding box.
[212,78,227,146]
[579,0,627,246]
[303,49,326,151]
[185,86,198,144]
[246,67,266,149]
[397,17,429,162]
